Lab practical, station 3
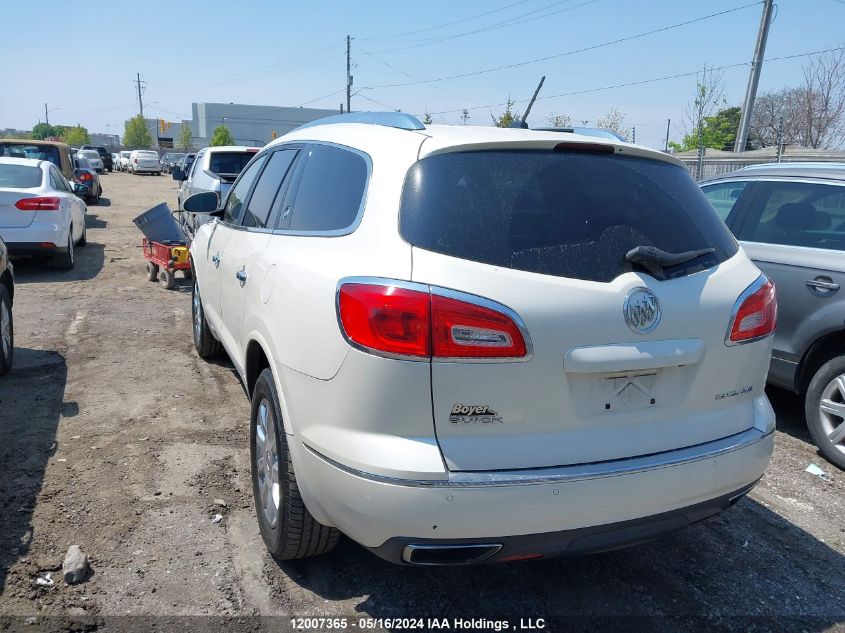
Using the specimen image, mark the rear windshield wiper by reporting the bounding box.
[625,246,716,278]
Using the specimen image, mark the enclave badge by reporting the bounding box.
[624,287,661,334]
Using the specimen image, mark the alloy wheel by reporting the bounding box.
[254,399,280,529]
[819,373,845,456]
[192,282,202,344]
[0,300,10,361]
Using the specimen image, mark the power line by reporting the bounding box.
[421,45,845,117]
[359,0,535,41]
[295,88,347,108]
[360,1,762,90]
[369,0,595,54]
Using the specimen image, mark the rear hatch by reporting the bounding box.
[0,163,45,228]
[136,152,159,169]
[402,145,764,471]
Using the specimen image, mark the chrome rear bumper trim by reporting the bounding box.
[305,427,773,488]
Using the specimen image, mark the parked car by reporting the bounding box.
[118,151,132,172]
[73,156,102,204]
[160,152,185,174]
[0,235,13,376]
[701,162,845,469]
[111,153,120,169]
[130,150,161,175]
[77,149,104,174]
[173,146,258,233]
[0,139,75,181]
[185,113,776,565]
[0,157,87,269]
[81,145,113,172]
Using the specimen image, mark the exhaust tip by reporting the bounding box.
[402,544,502,565]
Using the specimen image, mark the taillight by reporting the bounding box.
[432,294,526,358]
[338,284,430,358]
[726,277,777,345]
[134,158,138,163]
[337,281,529,360]
[15,197,61,211]
[78,173,93,181]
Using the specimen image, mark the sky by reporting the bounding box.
[2,0,843,149]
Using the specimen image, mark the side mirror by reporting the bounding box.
[74,183,89,195]
[172,169,186,181]
[183,191,220,214]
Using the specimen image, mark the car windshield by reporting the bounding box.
[120,152,131,158]
[0,143,61,168]
[400,150,739,283]
[79,150,100,161]
[167,153,185,161]
[209,151,254,176]
[137,151,158,159]
[75,157,93,170]
[0,163,43,188]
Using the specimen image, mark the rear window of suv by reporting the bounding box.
[399,150,738,283]
[209,152,255,176]
[0,143,61,169]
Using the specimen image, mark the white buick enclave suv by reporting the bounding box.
[186,112,777,565]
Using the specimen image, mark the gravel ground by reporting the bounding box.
[0,172,843,632]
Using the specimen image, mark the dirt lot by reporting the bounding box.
[0,172,843,632]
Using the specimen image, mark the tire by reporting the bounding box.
[78,223,87,247]
[192,277,223,358]
[156,172,161,176]
[159,268,176,290]
[0,285,13,377]
[805,356,845,470]
[53,231,74,270]
[146,262,159,281]
[250,368,340,560]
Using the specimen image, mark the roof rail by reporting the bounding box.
[295,111,426,132]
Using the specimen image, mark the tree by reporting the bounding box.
[596,107,630,141]
[124,115,153,149]
[31,123,61,140]
[62,125,89,146]
[179,124,193,151]
[460,109,470,125]
[670,106,747,152]
[210,125,235,146]
[546,113,572,128]
[423,111,433,125]
[491,97,520,128]
[749,49,845,150]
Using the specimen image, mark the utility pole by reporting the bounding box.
[664,118,671,152]
[135,73,146,119]
[734,0,774,152]
[346,35,352,113]
[776,116,784,163]
[44,103,50,126]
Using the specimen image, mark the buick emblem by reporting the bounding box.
[624,287,661,334]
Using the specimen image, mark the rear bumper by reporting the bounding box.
[5,242,68,256]
[376,479,760,564]
[292,397,775,561]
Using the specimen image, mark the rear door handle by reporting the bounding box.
[211,253,220,268]
[806,277,839,293]
[236,267,247,286]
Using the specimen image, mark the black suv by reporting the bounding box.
[81,145,113,172]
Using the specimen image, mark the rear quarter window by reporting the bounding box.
[399,150,738,283]
[286,144,368,232]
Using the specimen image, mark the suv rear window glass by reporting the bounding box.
[400,150,738,283]
[0,164,42,188]
[210,152,255,177]
[287,144,368,232]
[0,143,61,169]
